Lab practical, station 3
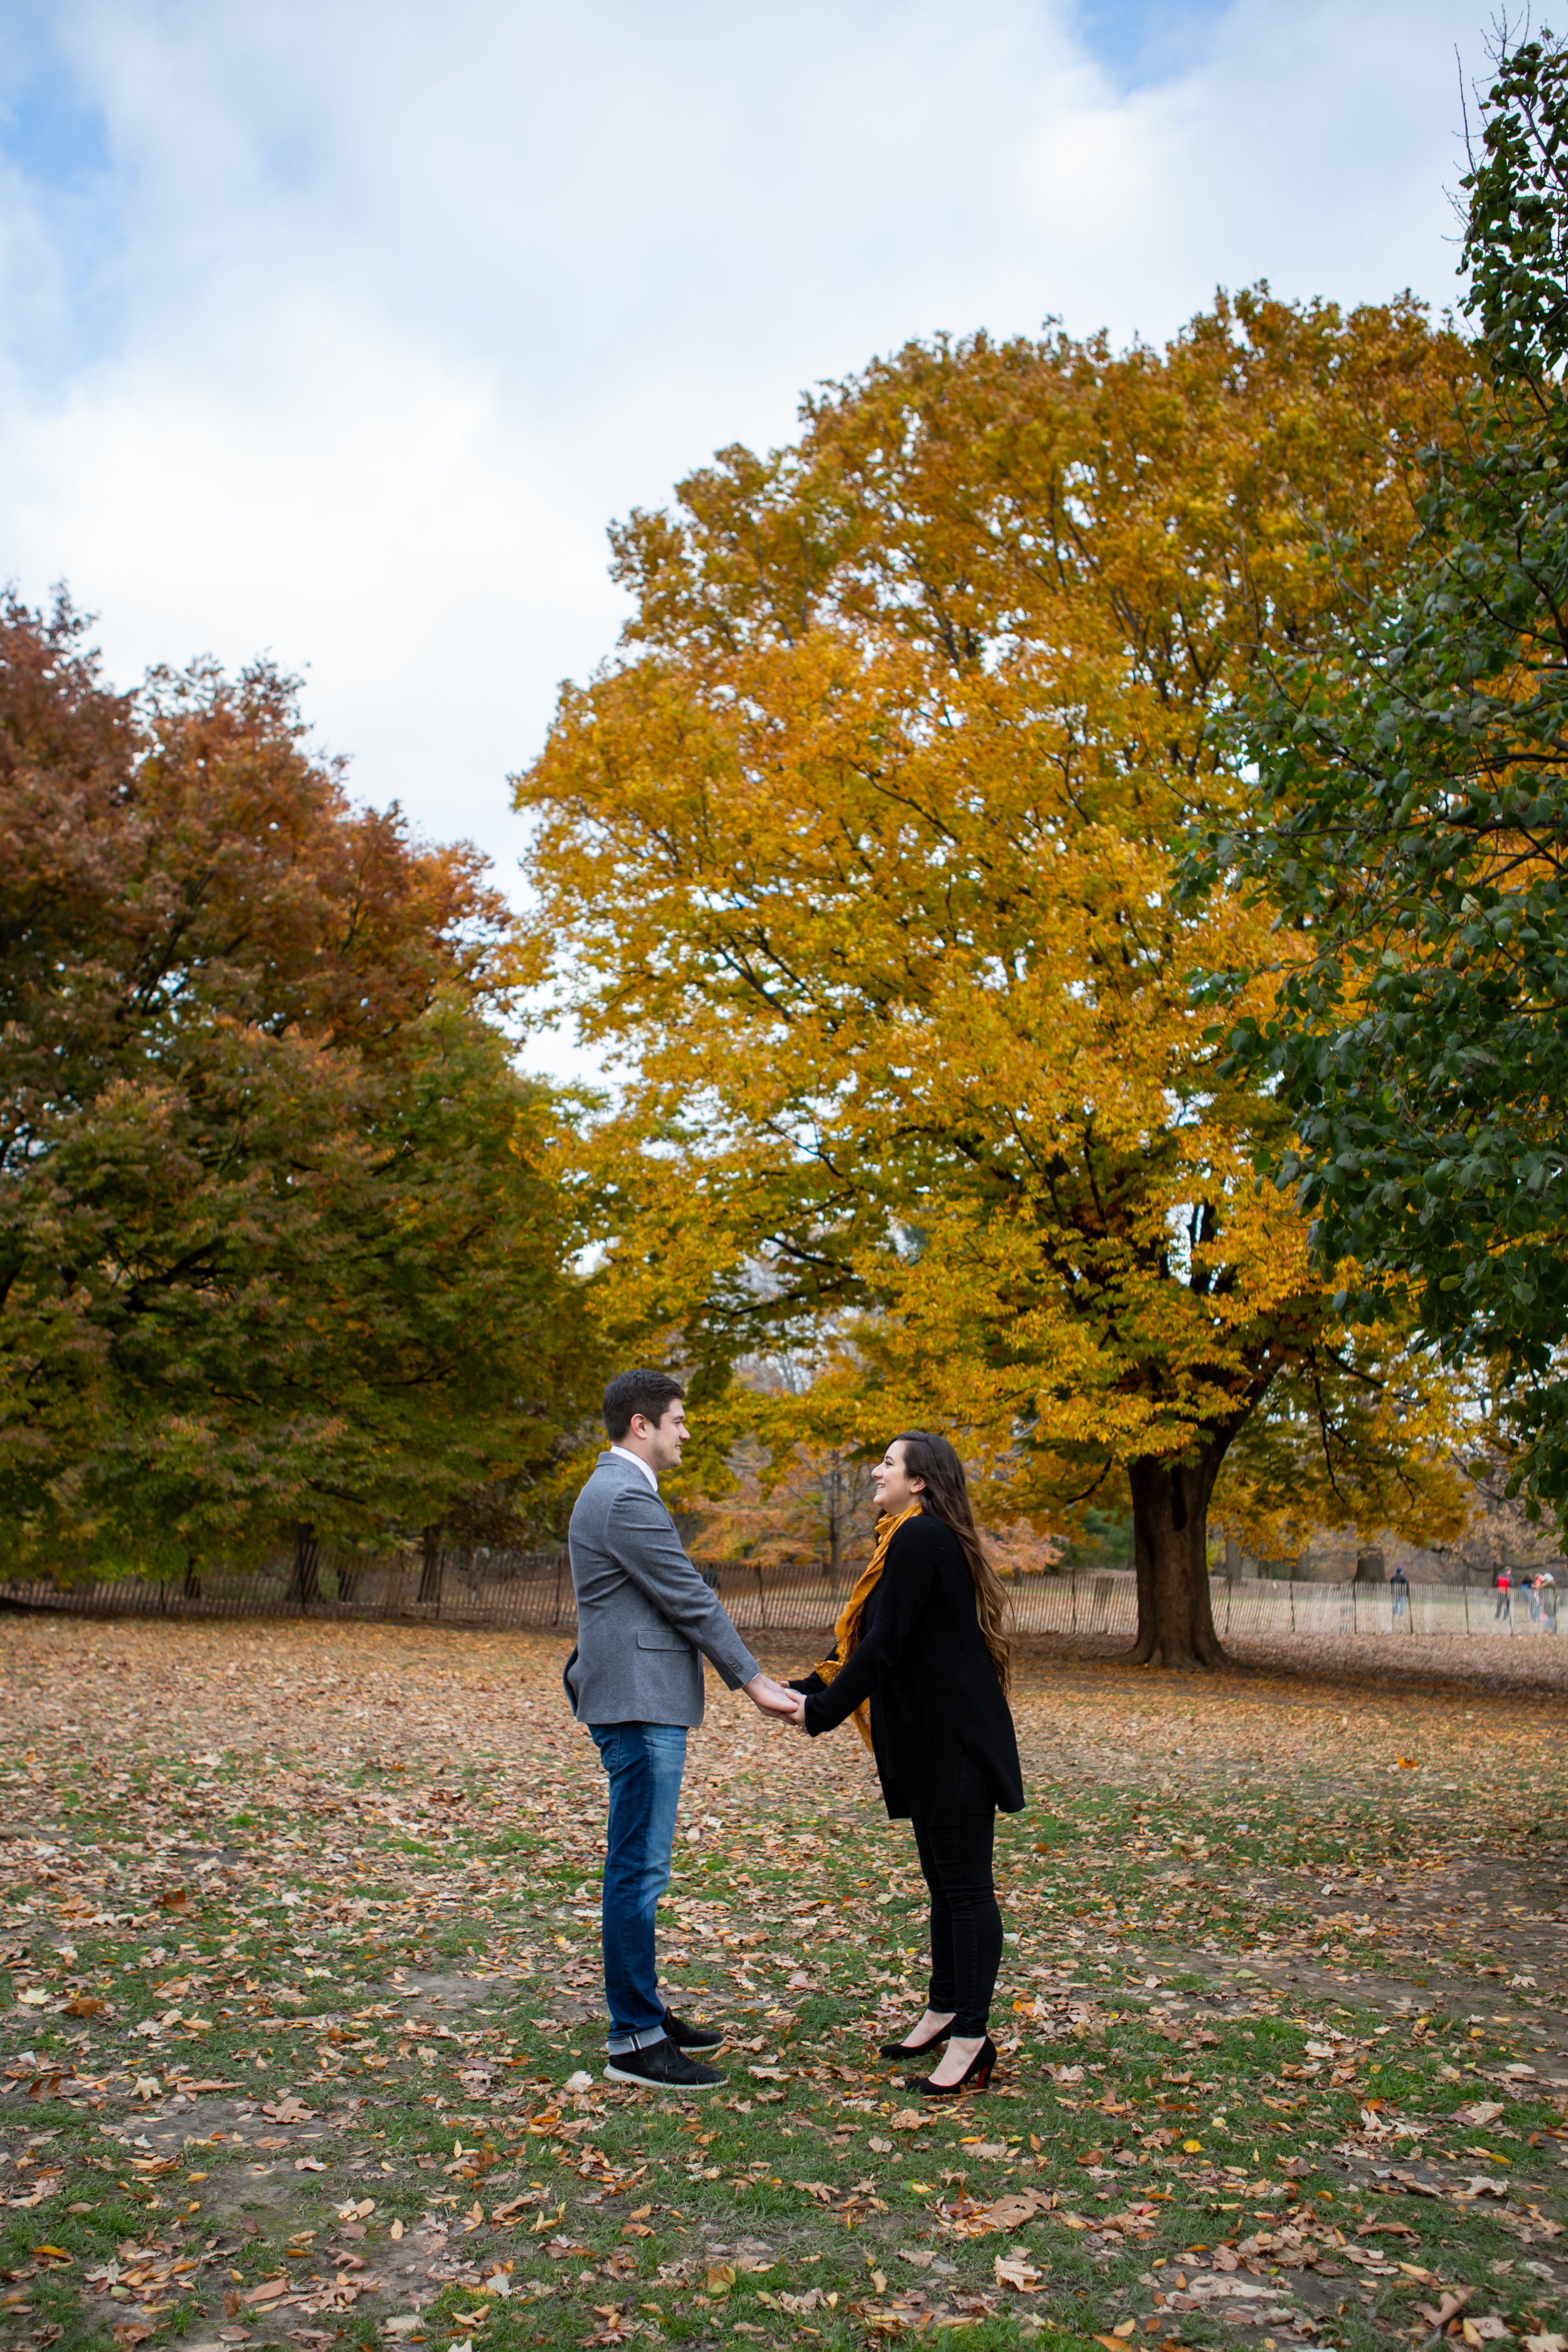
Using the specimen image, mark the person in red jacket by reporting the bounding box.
[781,1432,1024,2099]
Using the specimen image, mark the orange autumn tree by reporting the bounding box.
[517,292,1475,1666]
[0,604,601,1575]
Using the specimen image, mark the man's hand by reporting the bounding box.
[745,1673,800,1717]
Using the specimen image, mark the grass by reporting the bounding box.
[1,1613,1565,2352]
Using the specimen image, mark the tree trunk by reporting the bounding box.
[183,1556,202,1599]
[418,1525,443,1605]
[289,1522,320,1608]
[825,1458,843,1595]
[1123,1454,1228,1668]
[827,1497,841,1595]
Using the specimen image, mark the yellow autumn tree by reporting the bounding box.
[516,291,1478,1666]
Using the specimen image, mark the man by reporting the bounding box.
[565,1368,796,2090]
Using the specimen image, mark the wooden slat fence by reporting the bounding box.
[0,1560,1557,1640]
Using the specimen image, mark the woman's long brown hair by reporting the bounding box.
[891,1431,1012,1696]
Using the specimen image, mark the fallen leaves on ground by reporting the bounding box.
[1,1612,1566,2352]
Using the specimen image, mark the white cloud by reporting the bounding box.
[0,0,1490,1076]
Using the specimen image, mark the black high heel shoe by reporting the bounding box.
[908,2035,997,2097]
[878,2023,952,2060]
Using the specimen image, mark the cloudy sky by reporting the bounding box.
[0,0,1491,1064]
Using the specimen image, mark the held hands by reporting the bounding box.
[744,1673,801,1719]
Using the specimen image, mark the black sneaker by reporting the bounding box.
[664,2010,724,2052]
[604,2038,724,2092]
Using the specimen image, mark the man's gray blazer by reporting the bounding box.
[564,1451,760,1727]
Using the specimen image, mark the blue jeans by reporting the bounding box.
[590,1721,687,2052]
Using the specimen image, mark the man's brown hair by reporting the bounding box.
[603,1367,686,1443]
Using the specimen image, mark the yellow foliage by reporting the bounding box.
[686,1436,875,1582]
[518,292,1480,1656]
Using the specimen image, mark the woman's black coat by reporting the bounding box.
[795,1513,1024,1822]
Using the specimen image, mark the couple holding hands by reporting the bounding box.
[563,1369,1024,2098]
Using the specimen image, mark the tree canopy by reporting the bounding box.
[517,292,1476,1665]
[1,596,596,1573]
[1208,32,1568,1515]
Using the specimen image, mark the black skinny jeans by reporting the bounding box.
[910,1772,1002,2038]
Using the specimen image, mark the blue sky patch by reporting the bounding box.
[1,21,112,192]
[1074,0,1234,88]
[0,20,124,383]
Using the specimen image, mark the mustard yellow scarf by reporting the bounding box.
[810,1502,924,1752]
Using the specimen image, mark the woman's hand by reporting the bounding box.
[780,1688,808,1730]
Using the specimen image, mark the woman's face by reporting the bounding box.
[872,1440,925,1516]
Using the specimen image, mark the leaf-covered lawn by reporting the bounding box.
[2,1615,1565,2352]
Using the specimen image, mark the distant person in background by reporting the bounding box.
[1494,1567,1512,1623]
[1390,1562,1409,1621]
[1538,1569,1557,1630]
[1527,1572,1542,1624]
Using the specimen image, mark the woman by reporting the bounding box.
[782,1433,1023,2096]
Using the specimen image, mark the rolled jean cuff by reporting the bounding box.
[606,2025,670,2057]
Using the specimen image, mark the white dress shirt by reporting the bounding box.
[609,1443,659,1492]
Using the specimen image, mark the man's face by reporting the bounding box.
[632,1400,687,1473]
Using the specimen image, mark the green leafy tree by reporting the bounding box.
[1210,31,1568,1511]
[0,596,596,1574]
